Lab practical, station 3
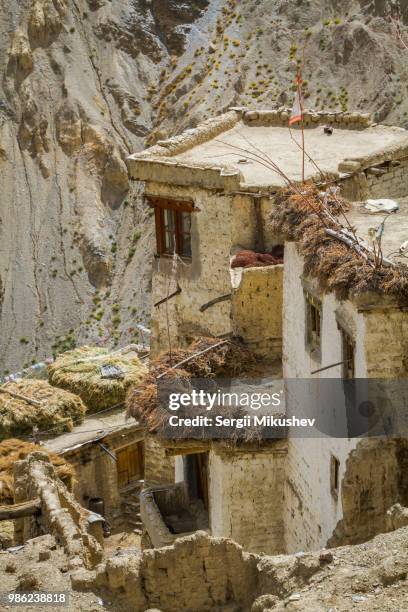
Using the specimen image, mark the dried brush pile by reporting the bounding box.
[127,337,256,433]
[150,337,256,378]
[0,380,86,441]
[49,346,148,413]
[271,185,408,301]
[0,438,74,504]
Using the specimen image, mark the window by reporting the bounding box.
[305,291,322,352]
[341,328,355,379]
[147,196,193,258]
[330,455,340,497]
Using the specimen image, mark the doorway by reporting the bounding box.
[184,452,209,510]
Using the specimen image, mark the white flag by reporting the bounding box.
[289,88,303,126]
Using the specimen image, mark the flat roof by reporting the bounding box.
[43,409,140,454]
[176,123,408,188]
[127,109,408,191]
[347,196,408,264]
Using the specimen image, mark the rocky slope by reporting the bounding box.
[0,0,408,374]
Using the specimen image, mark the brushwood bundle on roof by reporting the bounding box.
[48,346,148,413]
[0,380,86,441]
[270,185,408,302]
[0,438,74,504]
[126,337,257,436]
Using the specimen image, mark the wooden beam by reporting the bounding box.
[0,388,42,407]
[154,286,182,308]
[199,294,232,313]
[0,498,41,520]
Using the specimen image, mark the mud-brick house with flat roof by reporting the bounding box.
[276,184,408,553]
[127,108,408,556]
[127,107,408,359]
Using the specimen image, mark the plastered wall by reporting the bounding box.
[232,265,283,358]
[147,182,236,356]
[144,435,175,486]
[282,243,363,552]
[147,182,281,358]
[208,445,287,554]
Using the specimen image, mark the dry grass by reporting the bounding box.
[126,337,256,434]
[270,185,408,301]
[0,438,74,504]
[0,380,86,440]
[48,346,148,413]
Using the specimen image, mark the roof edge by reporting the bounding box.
[127,109,242,166]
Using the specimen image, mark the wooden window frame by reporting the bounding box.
[147,196,194,259]
[305,291,322,355]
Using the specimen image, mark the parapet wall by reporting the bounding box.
[13,452,103,570]
[129,110,240,161]
[242,108,372,130]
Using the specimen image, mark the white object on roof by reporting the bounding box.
[400,240,408,254]
[364,199,399,213]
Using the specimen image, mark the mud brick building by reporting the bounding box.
[127,108,408,555]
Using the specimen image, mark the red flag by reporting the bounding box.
[289,74,304,126]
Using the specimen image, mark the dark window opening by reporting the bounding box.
[147,196,193,258]
[305,291,322,351]
[341,328,355,379]
[330,455,340,497]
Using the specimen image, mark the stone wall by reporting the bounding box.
[208,444,287,554]
[341,157,408,201]
[231,265,283,359]
[144,435,175,486]
[92,526,408,611]
[13,452,103,571]
[94,530,338,611]
[329,439,408,547]
[242,108,372,130]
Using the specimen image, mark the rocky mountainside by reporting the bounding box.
[0,0,407,374]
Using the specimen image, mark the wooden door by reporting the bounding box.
[117,442,144,488]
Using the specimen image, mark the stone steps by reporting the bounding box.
[119,484,143,532]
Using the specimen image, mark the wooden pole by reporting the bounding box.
[0,388,42,407]
[0,498,41,520]
[297,72,305,184]
[156,339,230,380]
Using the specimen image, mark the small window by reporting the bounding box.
[341,328,355,379]
[305,291,322,352]
[147,197,193,258]
[330,455,340,497]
